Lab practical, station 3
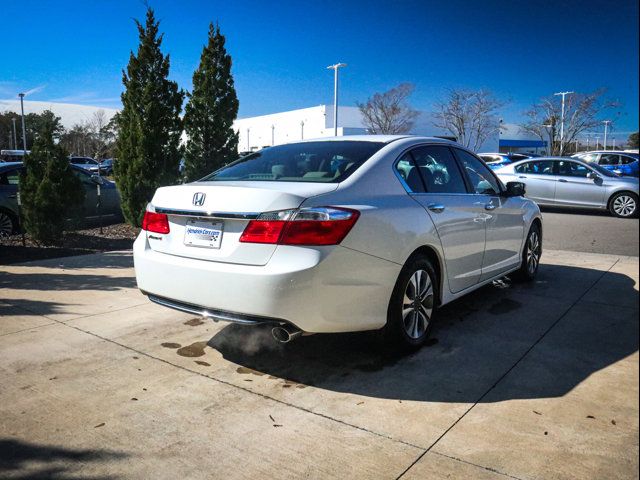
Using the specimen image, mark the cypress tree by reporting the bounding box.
[21,111,84,245]
[183,22,239,182]
[115,8,184,226]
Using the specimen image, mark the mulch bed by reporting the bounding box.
[0,223,140,265]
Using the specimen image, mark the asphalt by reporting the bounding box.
[0,247,638,479]
[540,207,639,256]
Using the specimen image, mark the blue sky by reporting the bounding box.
[1,0,638,133]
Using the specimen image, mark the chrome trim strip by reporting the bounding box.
[154,208,260,219]
[148,294,278,325]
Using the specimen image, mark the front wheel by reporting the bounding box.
[383,255,438,351]
[609,192,638,218]
[0,210,18,237]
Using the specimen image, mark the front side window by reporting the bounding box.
[201,141,385,183]
[454,149,502,195]
[410,146,467,194]
[555,161,590,177]
[515,160,554,175]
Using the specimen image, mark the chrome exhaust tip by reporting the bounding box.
[271,325,303,343]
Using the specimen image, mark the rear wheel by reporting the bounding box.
[609,192,638,218]
[0,210,17,237]
[514,223,542,282]
[383,255,438,351]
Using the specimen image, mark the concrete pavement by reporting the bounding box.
[0,250,638,479]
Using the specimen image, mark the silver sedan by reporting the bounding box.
[494,157,639,218]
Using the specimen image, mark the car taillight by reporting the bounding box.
[240,207,359,246]
[142,211,170,234]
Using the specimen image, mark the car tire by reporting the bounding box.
[0,209,18,237]
[513,222,542,282]
[609,192,638,218]
[382,255,438,351]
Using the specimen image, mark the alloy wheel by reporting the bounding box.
[0,212,14,237]
[613,195,636,217]
[402,269,434,339]
[526,231,541,275]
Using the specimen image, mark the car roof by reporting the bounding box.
[0,161,23,171]
[293,134,458,145]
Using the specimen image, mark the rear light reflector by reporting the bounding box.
[142,211,170,234]
[240,207,359,246]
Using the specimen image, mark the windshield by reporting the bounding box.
[201,141,386,183]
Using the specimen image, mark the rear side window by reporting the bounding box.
[202,141,386,183]
[620,155,637,165]
[411,146,467,194]
[453,149,502,195]
[515,160,554,175]
[0,169,20,185]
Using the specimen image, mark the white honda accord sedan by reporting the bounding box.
[134,136,542,350]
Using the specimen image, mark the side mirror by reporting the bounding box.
[587,172,600,180]
[504,181,526,197]
[90,174,104,185]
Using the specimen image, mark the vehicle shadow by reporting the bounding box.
[540,205,613,217]
[0,438,126,480]
[209,264,638,403]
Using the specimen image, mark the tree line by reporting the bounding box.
[357,85,634,155]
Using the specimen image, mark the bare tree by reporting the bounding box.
[357,83,419,134]
[432,89,505,152]
[520,89,620,155]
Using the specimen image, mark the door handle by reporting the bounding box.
[485,203,497,211]
[518,175,527,179]
[558,179,568,183]
[8,194,17,198]
[427,203,445,213]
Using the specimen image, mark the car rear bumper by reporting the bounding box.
[133,233,401,333]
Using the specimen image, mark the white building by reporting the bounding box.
[232,105,543,154]
[233,105,369,152]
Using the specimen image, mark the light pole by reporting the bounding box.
[327,63,347,136]
[585,134,590,151]
[612,137,616,149]
[595,136,600,150]
[554,91,573,155]
[271,125,275,146]
[300,120,305,140]
[11,118,17,150]
[602,120,611,150]
[246,128,250,151]
[18,93,27,154]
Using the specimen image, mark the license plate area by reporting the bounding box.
[184,219,224,249]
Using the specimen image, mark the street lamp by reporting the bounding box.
[554,91,574,155]
[246,128,250,151]
[271,125,275,146]
[602,120,611,150]
[300,120,305,140]
[327,63,347,136]
[11,118,17,151]
[18,93,27,154]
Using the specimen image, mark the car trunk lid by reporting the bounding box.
[147,181,338,265]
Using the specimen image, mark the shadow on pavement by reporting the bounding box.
[210,264,638,403]
[0,438,126,480]
[0,271,135,292]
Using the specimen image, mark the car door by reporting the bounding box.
[553,160,605,207]
[512,160,556,204]
[396,145,486,293]
[452,148,525,281]
[72,168,99,217]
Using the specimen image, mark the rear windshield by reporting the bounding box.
[201,141,386,183]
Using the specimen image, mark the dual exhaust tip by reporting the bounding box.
[271,325,302,343]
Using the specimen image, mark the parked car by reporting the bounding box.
[478,152,539,170]
[134,136,542,350]
[572,151,639,177]
[101,158,116,176]
[1,150,31,163]
[0,162,122,236]
[494,157,639,218]
[69,156,108,175]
